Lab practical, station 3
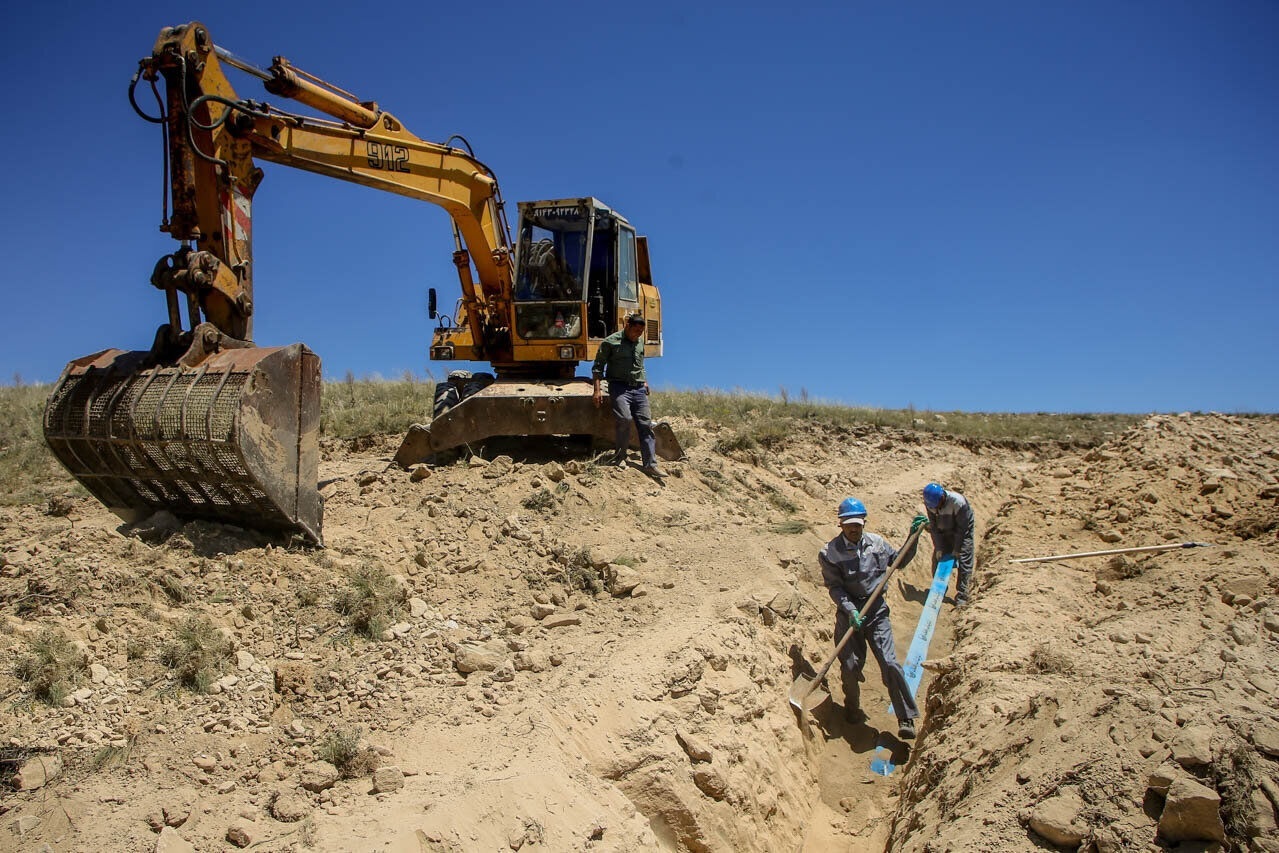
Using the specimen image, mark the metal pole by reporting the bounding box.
[1010,542,1213,564]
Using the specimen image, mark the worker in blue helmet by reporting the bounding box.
[818,497,921,739]
[922,482,976,607]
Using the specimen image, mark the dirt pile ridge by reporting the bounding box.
[0,414,1275,852]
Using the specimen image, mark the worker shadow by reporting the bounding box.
[896,577,929,605]
[838,720,911,764]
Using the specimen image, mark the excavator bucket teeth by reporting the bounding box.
[393,378,684,467]
[44,344,323,545]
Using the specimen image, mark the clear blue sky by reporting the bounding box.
[2,1,1276,412]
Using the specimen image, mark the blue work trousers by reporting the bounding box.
[834,605,919,722]
[609,384,656,466]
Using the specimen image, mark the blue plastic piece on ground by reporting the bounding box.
[869,556,955,777]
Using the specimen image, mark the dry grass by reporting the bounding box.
[333,565,406,639]
[317,726,381,779]
[1026,644,1076,675]
[158,617,233,693]
[660,388,1145,447]
[13,629,87,705]
[0,383,79,506]
[321,373,436,438]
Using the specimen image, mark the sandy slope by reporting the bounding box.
[0,414,1275,852]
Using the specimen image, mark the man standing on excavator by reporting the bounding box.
[819,498,924,739]
[923,482,976,607]
[592,313,662,478]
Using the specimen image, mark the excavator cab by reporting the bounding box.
[511,198,644,345]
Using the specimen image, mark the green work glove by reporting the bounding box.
[911,514,929,534]
[841,600,864,628]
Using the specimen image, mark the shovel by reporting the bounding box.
[788,526,924,713]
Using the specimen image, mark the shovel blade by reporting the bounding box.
[788,673,830,712]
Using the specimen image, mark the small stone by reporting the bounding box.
[1099,530,1123,544]
[226,821,255,848]
[299,760,339,792]
[1148,765,1180,795]
[409,598,429,618]
[11,754,61,790]
[1158,776,1226,843]
[605,564,640,596]
[1171,726,1214,768]
[692,767,728,801]
[541,615,582,629]
[89,663,110,683]
[193,754,217,772]
[235,650,255,670]
[216,780,237,794]
[154,827,197,853]
[455,642,506,673]
[1229,621,1257,646]
[409,465,432,482]
[163,806,190,828]
[1250,724,1279,757]
[513,650,551,672]
[506,615,535,634]
[11,814,40,836]
[531,603,557,620]
[1028,789,1088,848]
[271,793,311,823]
[371,766,405,794]
[675,729,713,763]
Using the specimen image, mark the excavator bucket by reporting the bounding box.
[44,344,322,545]
[394,378,684,468]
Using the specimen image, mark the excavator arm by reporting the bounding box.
[139,22,513,359]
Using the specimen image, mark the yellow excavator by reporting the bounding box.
[43,22,681,546]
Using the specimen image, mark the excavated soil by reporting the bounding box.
[0,413,1276,852]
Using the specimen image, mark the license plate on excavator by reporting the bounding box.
[43,344,322,545]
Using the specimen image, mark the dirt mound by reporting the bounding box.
[1,413,1275,852]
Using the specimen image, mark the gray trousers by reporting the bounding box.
[834,605,919,722]
[609,385,656,466]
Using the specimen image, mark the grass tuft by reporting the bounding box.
[158,617,233,692]
[13,629,87,705]
[333,565,406,639]
[317,726,381,779]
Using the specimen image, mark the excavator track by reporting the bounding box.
[44,344,322,544]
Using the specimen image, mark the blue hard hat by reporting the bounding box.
[923,483,946,509]
[837,497,867,523]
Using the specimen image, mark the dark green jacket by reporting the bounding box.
[591,331,646,383]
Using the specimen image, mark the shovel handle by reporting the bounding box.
[810,526,923,685]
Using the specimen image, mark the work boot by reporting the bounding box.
[640,462,665,479]
[954,596,969,609]
[898,718,917,740]
[608,450,627,467]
